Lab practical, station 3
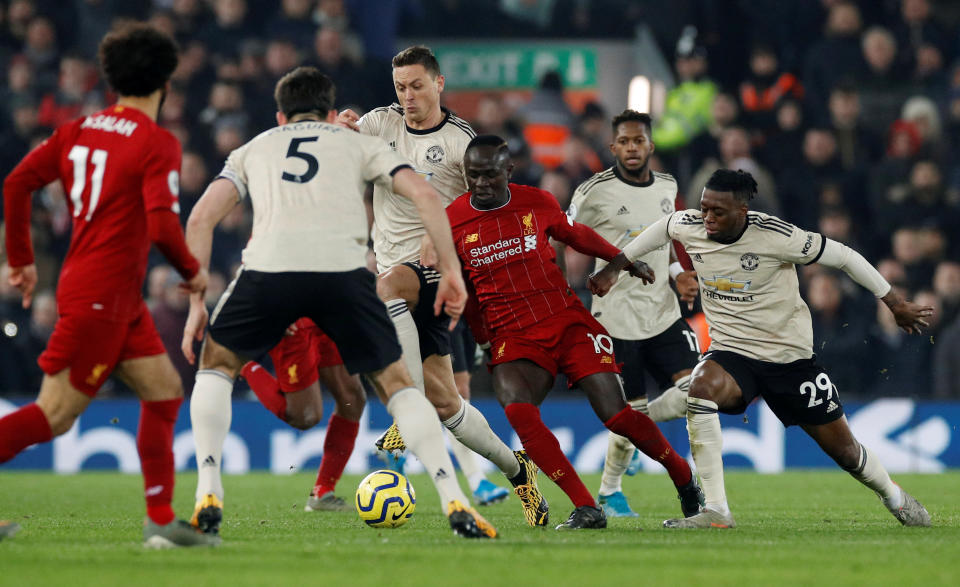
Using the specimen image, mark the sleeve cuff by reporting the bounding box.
[389,164,413,177]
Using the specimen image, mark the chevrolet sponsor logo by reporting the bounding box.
[702,276,751,292]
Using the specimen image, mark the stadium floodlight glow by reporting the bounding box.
[628,76,651,114]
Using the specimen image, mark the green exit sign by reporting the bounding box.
[434,45,597,90]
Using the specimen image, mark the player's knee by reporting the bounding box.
[688,371,720,402]
[286,405,322,430]
[429,391,460,420]
[46,411,80,437]
[376,271,404,302]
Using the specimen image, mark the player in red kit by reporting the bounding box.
[445,135,704,529]
[239,318,365,511]
[0,24,218,548]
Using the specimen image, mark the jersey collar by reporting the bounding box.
[405,106,450,135]
[613,166,654,187]
[469,187,513,212]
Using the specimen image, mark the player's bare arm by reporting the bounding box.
[390,167,466,324]
[181,178,240,363]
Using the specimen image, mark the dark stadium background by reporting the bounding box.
[0,0,958,403]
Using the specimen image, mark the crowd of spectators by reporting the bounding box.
[1,0,959,399]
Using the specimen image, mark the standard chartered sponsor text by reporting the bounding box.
[469,238,522,266]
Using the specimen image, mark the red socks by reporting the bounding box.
[138,398,182,525]
[504,402,595,508]
[605,405,692,487]
[242,362,288,421]
[313,413,360,495]
[0,403,53,463]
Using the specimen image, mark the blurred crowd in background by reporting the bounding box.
[1,0,959,399]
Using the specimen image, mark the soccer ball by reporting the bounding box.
[355,470,416,528]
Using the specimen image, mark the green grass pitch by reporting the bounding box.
[1,471,958,586]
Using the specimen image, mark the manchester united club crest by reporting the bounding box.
[660,198,673,214]
[426,145,444,163]
[740,252,759,271]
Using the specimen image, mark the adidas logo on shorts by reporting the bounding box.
[826,401,839,413]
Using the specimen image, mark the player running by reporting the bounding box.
[591,168,933,528]
[337,46,541,518]
[183,66,496,539]
[239,318,365,512]
[0,24,218,548]
[568,110,702,517]
[445,135,704,530]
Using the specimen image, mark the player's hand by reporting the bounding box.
[7,264,38,309]
[419,234,438,268]
[181,294,208,365]
[336,109,360,131]
[626,260,655,284]
[435,270,467,329]
[587,266,619,297]
[179,267,208,295]
[883,291,934,335]
[675,270,699,310]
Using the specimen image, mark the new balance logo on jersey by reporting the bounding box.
[524,234,537,251]
[201,455,217,467]
[826,401,839,413]
[617,205,629,215]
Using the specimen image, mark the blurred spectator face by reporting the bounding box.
[30,291,57,332]
[160,87,186,125]
[540,171,572,209]
[162,275,189,311]
[181,152,208,194]
[819,208,853,241]
[173,0,200,17]
[392,63,444,126]
[712,93,739,127]
[282,0,313,18]
[214,124,245,157]
[901,0,930,23]
[902,96,940,141]
[892,228,923,264]
[827,2,861,37]
[217,59,242,81]
[314,28,343,66]
[149,11,177,38]
[318,0,346,17]
[25,17,56,52]
[915,45,943,78]
[887,121,921,158]
[215,0,247,27]
[719,127,751,161]
[173,42,208,82]
[475,95,508,134]
[862,28,897,74]
[916,227,945,258]
[803,129,837,165]
[776,100,802,131]
[8,56,33,91]
[675,55,707,81]
[909,160,941,192]
[750,49,777,77]
[60,57,90,97]
[933,262,960,301]
[820,183,844,207]
[877,258,907,285]
[829,88,860,128]
[210,82,243,112]
[12,103,39,136]
[807,273,843,314]
[266,40,300,77]
[8,0,34,34]
[148,265,172,303]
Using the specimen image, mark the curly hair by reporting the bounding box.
[98,23,179,97]
[611,109,652,135]
[705,168,758,203]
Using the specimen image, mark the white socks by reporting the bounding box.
[448,430,485,492]
[687,396,729,515]
[599,397,647,496]
[442,397,521,480]
[648,375,690,422]
[191,369,234,501]
[388,387,468,510]
[844,442,902,509]
[386,299,425,393]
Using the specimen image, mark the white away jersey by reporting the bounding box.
[358,104,475,271]
[218,120,407,272]
[569,168,681,339]
[624,210,826,363]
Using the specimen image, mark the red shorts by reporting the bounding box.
[488,305,620,384]
[39,302,166,397]
[268,318,345,393]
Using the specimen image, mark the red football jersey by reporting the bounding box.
[447,183,619,337]
[4,105,182,320]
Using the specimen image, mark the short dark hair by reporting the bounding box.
[98,23,179,97]
[274,66,335,118]
[466,134,509,156]
[611,109,652,135]
[705,168,758,203]
[392,45,440,77]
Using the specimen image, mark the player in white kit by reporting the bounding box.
[568,110,702,517]
[182,67,497,538]
[336,46,546,526]
[590,168,933,529]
